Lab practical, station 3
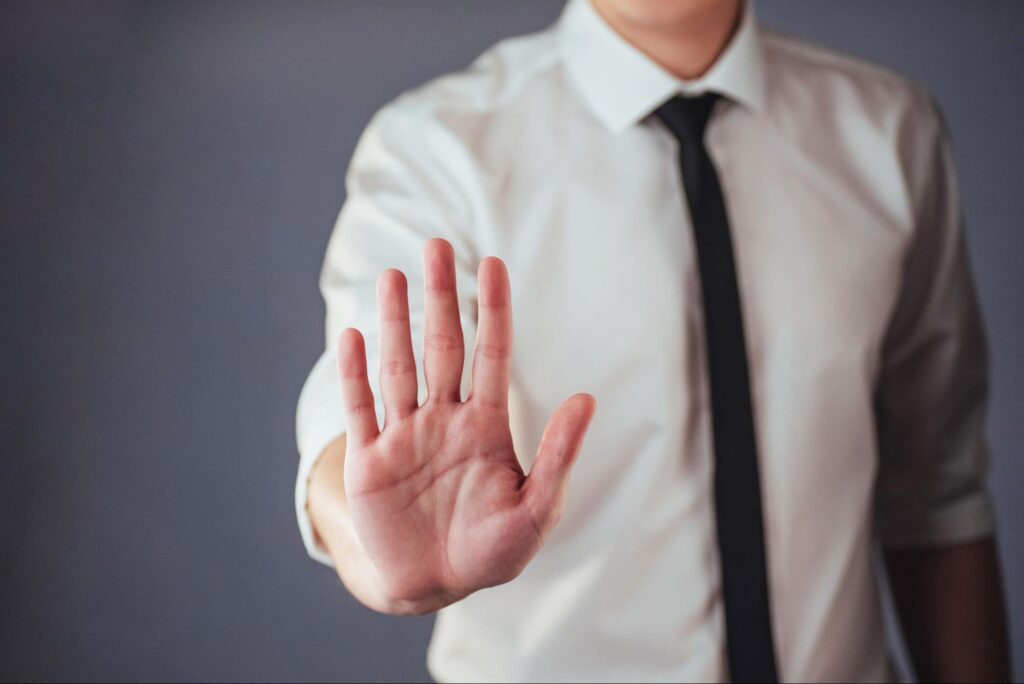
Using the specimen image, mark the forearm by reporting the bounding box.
[307,435,449,616]
[883,537,1011,683]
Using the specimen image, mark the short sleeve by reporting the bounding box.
[873,92,996,549]
[295,99,481,566]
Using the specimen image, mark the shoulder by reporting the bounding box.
[361,26,560,150]
[758,25,951,206]
[759,27,942,137]
[343,24,561,217]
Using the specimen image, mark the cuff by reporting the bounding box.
[876,487,997,550]
[295,349,347,568]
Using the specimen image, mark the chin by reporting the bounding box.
[593,0,738,31]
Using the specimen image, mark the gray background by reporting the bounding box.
[1,1,1021,681]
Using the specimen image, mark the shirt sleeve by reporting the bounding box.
[872,91,996,549]
[295,98,481,566]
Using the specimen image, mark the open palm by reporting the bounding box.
[337,238,596,608]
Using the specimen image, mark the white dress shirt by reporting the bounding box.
[294,0,996,680]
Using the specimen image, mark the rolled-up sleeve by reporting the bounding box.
[873,92,996,549]
[295,97,480,566]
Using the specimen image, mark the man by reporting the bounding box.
[295,0,1011,681]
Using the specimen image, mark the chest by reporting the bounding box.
[483,116,911,414]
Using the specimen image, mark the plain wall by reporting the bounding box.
[1,1,1021,681]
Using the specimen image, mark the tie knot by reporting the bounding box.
[654,92,721,144]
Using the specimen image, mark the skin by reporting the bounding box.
[591,0,743,80]
[309,2,1012,679]
[309,239,595,615]
[885,539,1011,682]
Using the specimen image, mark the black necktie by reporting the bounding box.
[654,93,779,683]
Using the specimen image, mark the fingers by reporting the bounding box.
[422,238,465,403]
[521,393,597,534]
[470,257,513,408]
[337,328,380,449]
[378,269,418,424]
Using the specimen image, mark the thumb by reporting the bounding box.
[521,392,597,535]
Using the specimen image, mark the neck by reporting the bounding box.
[591,0,743,81]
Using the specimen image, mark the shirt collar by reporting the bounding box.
[557,0,766,133]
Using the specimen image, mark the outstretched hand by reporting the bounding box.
[337,238,596,611]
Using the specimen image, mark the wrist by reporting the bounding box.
[308,457,462,615]
[344,557,462,616]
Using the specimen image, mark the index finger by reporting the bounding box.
[337,328,380,449]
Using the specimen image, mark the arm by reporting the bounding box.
[874,92,1010,681]
[294,102,596,612]
[293,100,481,572]
[884,538,1010,682]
